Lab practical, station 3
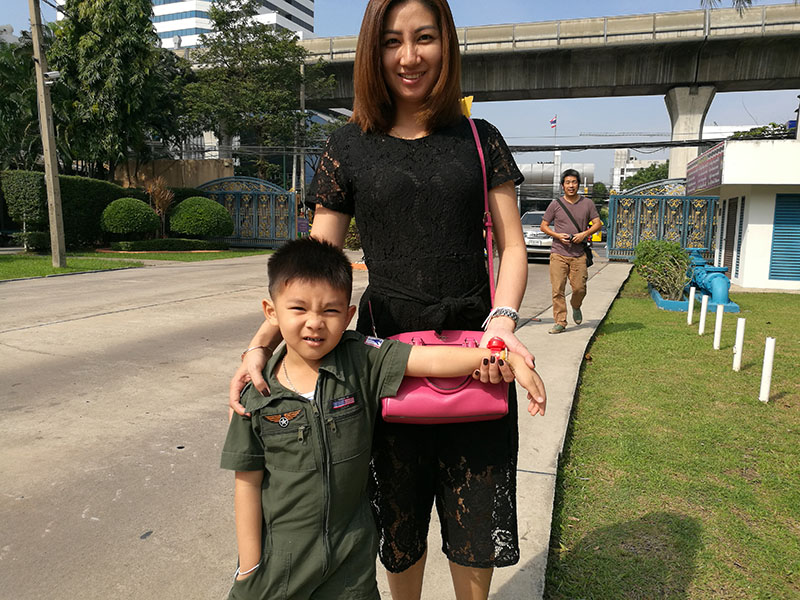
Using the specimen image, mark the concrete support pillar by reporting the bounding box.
[665,85,716,179]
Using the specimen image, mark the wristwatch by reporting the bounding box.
[482,306,520,330]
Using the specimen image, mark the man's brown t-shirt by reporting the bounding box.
[542,195,600,258]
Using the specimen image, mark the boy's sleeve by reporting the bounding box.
[356,335,412,401]
[220,392,265,471]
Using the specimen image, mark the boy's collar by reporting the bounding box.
[243,336,352,410]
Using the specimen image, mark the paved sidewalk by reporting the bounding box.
[377,260,633,599]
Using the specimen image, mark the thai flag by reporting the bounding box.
[550,116,557,128]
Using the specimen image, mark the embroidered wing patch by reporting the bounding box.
[264,409,302,428]
[364,336,384,348]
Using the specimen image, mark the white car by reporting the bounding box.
[521,211,552,258]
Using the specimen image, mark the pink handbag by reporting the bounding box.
[381,330,509,424]
[380,119,509,424]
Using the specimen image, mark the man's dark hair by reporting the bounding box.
[267,237,353,300]
[560,169,582,185]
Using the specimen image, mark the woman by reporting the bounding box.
[229,1,537,598]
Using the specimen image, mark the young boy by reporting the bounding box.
[221,237,546,600]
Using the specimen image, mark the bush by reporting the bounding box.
[344,217,361,250]
[169,196,233,239]
[1,170,149,248]
[111,238,228,251]
[634,240,691,301]
[102,198,160,236]
[11,231,50,251]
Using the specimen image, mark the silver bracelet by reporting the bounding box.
[235,561,260,578]
[481,306,519,330]
[240,345,274,362]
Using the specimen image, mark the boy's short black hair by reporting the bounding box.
[560,168,582,185]
[267,237,353,300]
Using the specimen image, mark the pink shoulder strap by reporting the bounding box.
[468,118,496,302]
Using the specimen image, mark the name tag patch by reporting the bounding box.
[332,395,356,410]
[364,336,384,348]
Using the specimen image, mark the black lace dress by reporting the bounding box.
[308,116,525,571]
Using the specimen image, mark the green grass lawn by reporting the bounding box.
[546,270,800,599]
[81,249,272,262]
[0,254,143,280]
[1,249,272,280]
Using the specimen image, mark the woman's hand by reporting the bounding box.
[229,347,270,419]
[474,322,535,384]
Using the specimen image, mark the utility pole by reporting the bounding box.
[299,62,306,216]
[29,0,66,267]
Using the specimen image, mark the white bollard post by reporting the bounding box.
[687,286,696,325]
[713,304,724,350]
[698,295,709,335]
[732,318,746,371]
[758,337,776,402]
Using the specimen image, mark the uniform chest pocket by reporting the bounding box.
[259,409,317,472]
[325,401,372,464]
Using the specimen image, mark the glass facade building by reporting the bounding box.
[56,0,314,48]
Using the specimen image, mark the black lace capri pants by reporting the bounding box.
[368,387,520,572]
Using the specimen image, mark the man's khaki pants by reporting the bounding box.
[549,253,588,327]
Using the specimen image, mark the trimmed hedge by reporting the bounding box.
[170,196,233,239]
[101,198,160,236]
[1,170,149,249]
[344,217,361,250]
[111,238,229,251]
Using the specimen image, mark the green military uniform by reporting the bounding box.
[221,331,411,600]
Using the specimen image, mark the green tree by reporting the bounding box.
[0,32,74,172]
[621,162,670,191]
[48,0,189,180]
[732,122,795,139]
[184,0,332,177]
[591,182,609,200]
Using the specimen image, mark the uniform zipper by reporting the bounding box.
[311,383,332,575]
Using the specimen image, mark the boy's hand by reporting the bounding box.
[506,353,547,417]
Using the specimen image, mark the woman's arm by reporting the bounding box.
[228,206,353,417]
[479,181,535,373]
[234,470,264,580]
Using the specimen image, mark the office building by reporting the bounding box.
[56,1,314,48]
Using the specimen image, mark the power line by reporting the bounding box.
[507,138,722,152]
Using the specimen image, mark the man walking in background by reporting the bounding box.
[540,169,602,334]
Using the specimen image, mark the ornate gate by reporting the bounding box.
[608,180,718,261]
[198,177,296,248]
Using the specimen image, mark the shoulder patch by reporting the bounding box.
[263,409,302,428]
[364,336,384,348]
[332,395,356,410]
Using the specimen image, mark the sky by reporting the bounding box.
[5,0,800,185]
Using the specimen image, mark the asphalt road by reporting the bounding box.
[0,249,604,599]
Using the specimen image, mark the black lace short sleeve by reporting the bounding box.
[307,126,354,215]
[475,119,524,191]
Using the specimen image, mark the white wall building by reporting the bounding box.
[1,25,19,44]
[687,138,800,290]
[56,1,314,48]
[611,149,665,192]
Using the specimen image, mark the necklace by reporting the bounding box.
[282,359,298,393]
